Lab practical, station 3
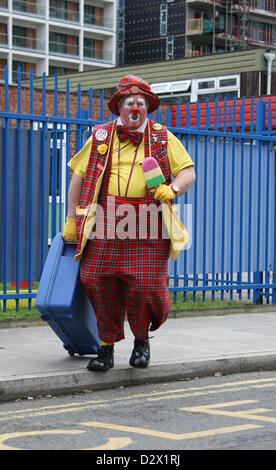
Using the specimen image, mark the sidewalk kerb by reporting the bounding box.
[1,352,276,402]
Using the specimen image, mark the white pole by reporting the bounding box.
[264,52,276,95]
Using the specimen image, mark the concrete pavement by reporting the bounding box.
[1,307,276,402]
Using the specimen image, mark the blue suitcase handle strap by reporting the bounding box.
[64,240,77,245]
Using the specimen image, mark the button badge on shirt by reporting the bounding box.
[95,128,108,141]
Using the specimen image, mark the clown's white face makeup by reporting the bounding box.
[119,94,148,130]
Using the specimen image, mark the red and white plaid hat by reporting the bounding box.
[108,74,160,116]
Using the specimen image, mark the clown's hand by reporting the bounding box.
[62,217,78,242]
[151,184,175,202]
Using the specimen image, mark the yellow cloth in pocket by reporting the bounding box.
[161,202,189,260]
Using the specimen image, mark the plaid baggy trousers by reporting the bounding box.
[80,194,171,343]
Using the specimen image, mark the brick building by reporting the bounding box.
[0,0,117,85]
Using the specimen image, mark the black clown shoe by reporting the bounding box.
[87,345,114,371]
[129,337,150,368]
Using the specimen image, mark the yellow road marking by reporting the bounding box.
[194,400,257,408]
[148,385,247,401]
[0,429,131,451]
[0,399,108,417]
[80,421,262,440]
[83,437,132,450]
[253,383,276,389]
[180,399,276,424]
[0,384,249,421]
[1,377,276,423]
[2,377,276,448]
[0,403,111,422]
[1,376,276,418]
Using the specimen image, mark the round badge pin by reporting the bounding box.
[130,86,140,94]
[153,123,162,130]
[95,128,108,141]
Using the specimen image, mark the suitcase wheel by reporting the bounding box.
[68,350,75,357]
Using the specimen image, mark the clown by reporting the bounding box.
[63,75,195,371]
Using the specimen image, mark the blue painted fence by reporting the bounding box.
[1,66,276,311]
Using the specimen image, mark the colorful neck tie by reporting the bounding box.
[116,125,143,146]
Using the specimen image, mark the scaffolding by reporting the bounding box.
[186,0,276,57]
[226,0,250,51]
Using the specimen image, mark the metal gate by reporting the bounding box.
[0,66,275,311]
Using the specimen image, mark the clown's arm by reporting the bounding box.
[170,165,196,197]
[67,172,84,218]
[62,138,92,241]
[62,172,84,241]
[152,130,195,202]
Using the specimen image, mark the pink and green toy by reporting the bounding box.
[142,157,165,189]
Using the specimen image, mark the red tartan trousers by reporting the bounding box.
[80,195,171,343]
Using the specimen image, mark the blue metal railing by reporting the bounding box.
[0,66,276,311]
[165,96,276,305]
[0,67,104,311]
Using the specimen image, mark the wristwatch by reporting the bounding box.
[170,184,179,197]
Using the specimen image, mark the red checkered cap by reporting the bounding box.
[108,75,160,116]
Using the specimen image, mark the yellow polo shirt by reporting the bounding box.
[68,130,194,197]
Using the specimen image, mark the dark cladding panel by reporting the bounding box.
[125,2,160,42]
[125,38,166,65]
[168,1,185,35]
[123,0,187,64]
[174,35,185,59]
[125,0,161,8]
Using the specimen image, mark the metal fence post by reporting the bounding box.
[253,271,263,304]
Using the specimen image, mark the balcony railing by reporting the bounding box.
[12,34,45,53]
[12,69,32,83]
[232,0,276,15]
[228,24,276,45]
[49,5,79,23]
[0,32,8,47]
[49,40,79,57]
[187,18,203,34]
[13,0,46,18]
[83,13,113,30]
[83,47,112,63]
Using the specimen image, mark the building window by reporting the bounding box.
[12,60,34,81]
[118,43,124,66]
[13,25,26,48]
[198,80,215,90]
[219,77,237,87]
[166,35,174,60]
[152,75,240,104]
[83,37,95,59]
[118,10,124,41]
[84,4,95,25]
[160,3,168,36]
[50,0,67,20]
[13,0,27,12]
[49,31,67,54]
[49,65,75,76]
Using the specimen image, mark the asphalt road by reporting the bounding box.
[1,370,276,452]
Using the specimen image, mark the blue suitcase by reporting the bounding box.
[36,232,100,356]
